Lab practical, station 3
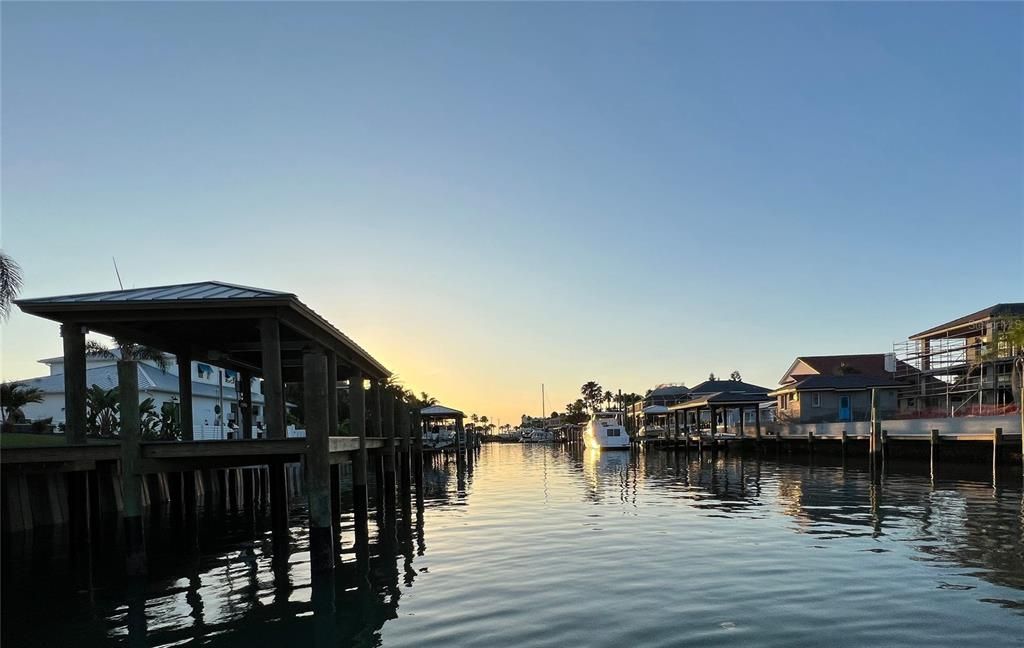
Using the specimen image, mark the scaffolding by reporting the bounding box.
[893,319,1017,417]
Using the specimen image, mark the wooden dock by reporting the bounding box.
[5,281,478,577]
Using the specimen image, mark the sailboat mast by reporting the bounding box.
[541,383,545,419]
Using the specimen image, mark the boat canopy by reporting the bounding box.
[421,404,464,417]
[642,405,671,414]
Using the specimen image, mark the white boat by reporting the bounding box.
[519,427,554,443]
[583,412,630,449]
[424,426,455,450]
[637,424,667,440]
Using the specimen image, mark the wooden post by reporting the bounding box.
[303,349,333,572]
[840,429,848,458]
[738,405,745,443]
[349,370,368,519]
[807,430,814,455]
[710,406,717,445]
[176,350,194,441]
[61,324,88,444]
[382,391,397,515]
[399,403,412,494]
[870,388,882,480]
[993,427,1002,482]
[260,319,285,439]
[754,405,761,444]
[240,370,253,439]
[324,358,337,439]
[260,318,289,540]
[118,360,146,575]
[673,411,681,446]
[929,429,939,481]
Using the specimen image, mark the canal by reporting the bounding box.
[3,444,1023,647]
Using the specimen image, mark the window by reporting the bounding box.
[811,393,820,407]
[607,429,621,437]
[252,406,260,416]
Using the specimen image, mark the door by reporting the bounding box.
[839,395,851,422]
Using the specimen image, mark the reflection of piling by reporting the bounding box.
[382,392,397,518]
[869,388,882,484]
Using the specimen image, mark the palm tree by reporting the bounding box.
[0,251,23,321]
[1,382,44,423]
[85,385,120,437]
[580,381,603,413]
[419,392,438,407]
[603,390,613,411]
[86,338,169,371]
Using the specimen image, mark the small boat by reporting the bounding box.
[519,427,554,443]
[424,426,455,450]
[583,412,630,450]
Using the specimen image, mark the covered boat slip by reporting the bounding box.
[668,392,772,442]
[10,281,419,575]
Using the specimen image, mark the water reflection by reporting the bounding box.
[2,447,1022,647]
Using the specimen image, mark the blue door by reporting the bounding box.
[839,396,852,422]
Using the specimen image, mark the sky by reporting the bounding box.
[2,2,1022,426]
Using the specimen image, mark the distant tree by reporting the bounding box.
[708,372,717,381]
[580,381,603,412]
[85,385,120,437]
[730,371,742,382]
[984,316,1024,405]
[471,413,479,424]
[86,338,169,371]
[480,415,489,425]
[1,382,44,423]
[0,251,23,321]
[603,390,613,410]
[419,392,438,407]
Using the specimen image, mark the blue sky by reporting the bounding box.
[2,2,1022,424]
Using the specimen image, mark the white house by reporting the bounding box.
[17,350,266,435]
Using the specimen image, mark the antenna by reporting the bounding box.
[112,257,124,290]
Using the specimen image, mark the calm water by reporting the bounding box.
[4,445,1024,647]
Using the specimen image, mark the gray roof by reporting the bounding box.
[770,374,903,394]
[19,364,265,403]
[672,391,772,409]
[16,281,290,305]
[648,384,690,398]
[689,379,770,395]
[421,404,464,417]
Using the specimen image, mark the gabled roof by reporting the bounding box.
[689,379,770,395]
[910,303,1024,340]
[768,374,903,396]
[647,384,689,398]
[779,353,893,384]
[420,404,463,418]
[671,391,772,409]
[16,281,290,305]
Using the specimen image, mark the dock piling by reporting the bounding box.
[118,360,146,575]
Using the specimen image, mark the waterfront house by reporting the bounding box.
[627,383,690,429]
[768,374,901,423]
[16,350,265,434]
[894,303,1024,415]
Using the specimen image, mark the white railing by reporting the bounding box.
[190,424,304,440]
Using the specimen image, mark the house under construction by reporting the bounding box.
[894,303,1024,416]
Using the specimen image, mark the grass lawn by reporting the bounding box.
[0,433,117,448]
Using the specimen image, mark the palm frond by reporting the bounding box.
[0,251,24,320]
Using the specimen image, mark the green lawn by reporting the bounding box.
[0,433,117,448]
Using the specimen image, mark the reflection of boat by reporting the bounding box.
[519,428,554,443]
[583,412,630,449]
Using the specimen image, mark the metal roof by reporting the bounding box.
[671,391,772,409]
[16,281,291,305]
[420,405,464,418]
[909,303,1024,340]
[16,281,390,380]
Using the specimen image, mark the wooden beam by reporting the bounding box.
[60,323,88,444]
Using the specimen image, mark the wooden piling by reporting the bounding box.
[382,391,397,516]
[350,370,368,519]
[61,324,88,445]
[993,427,1002,483]
[118,360,146,575]
[261,318,289,540]
[303,349,333,572]
[930,429,939,481]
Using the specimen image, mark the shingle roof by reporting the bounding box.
[910,303,1024,340]
[16,281,290,305]
[672,391,772,409]
[791,354,891,380]
[648,384,689,398]
[689,379,770,395]
[769,374,903,395]
[18,364,264,403]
